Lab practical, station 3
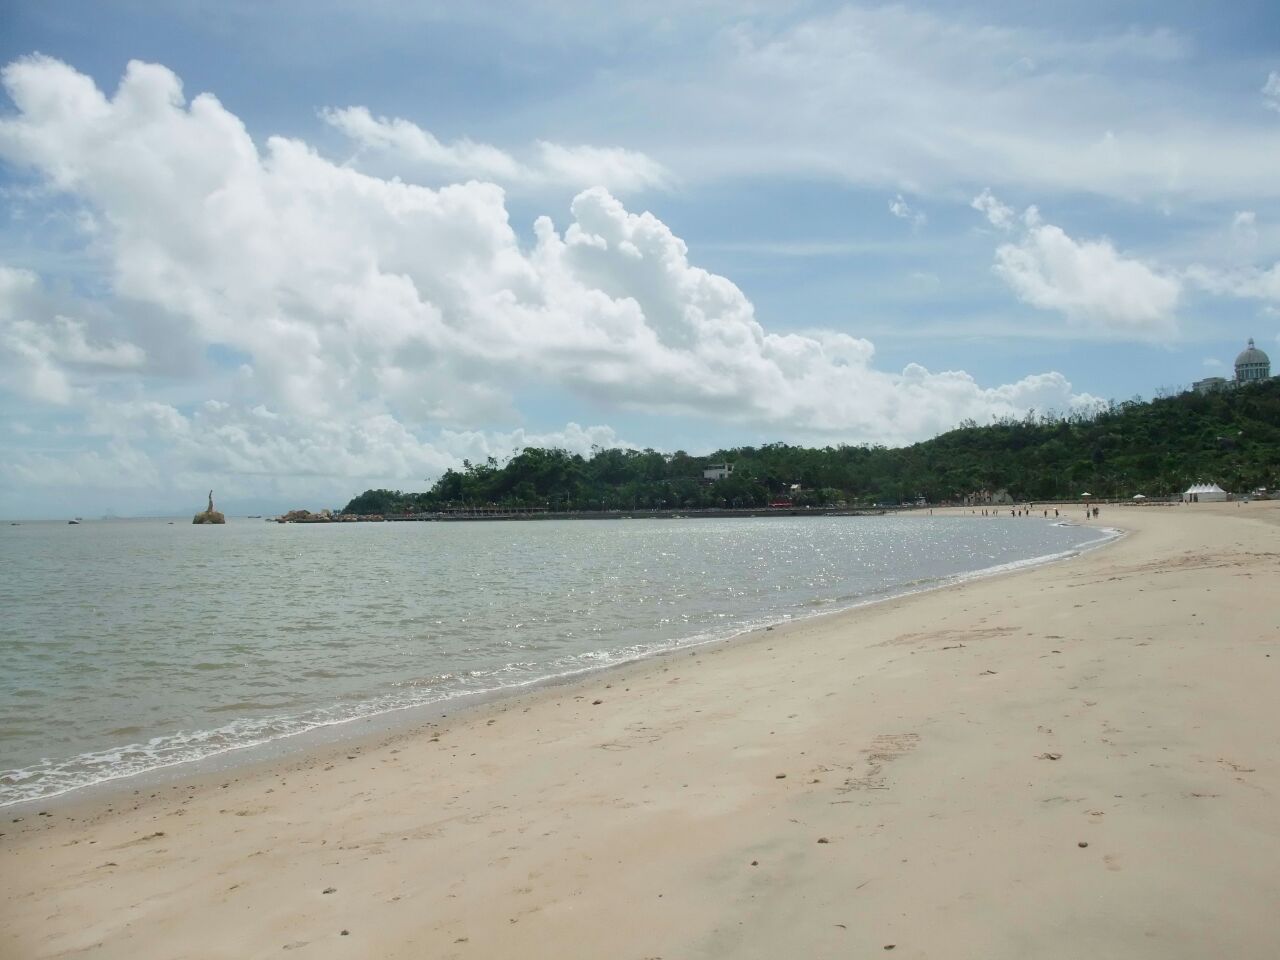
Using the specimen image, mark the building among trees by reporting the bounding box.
[1235,338,1271,383]
[1193,337,1272,394]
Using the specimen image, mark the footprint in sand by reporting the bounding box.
[1219,759,1255,774]
[837,733,920,792]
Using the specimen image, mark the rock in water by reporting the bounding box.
[193,489,226,525]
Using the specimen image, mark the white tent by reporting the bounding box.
[1183,483,1228,503]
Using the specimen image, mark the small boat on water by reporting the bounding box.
[67,519,81,525]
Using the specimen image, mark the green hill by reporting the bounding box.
[343,379,1280,513]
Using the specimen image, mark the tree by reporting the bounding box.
[340,380,1280,514]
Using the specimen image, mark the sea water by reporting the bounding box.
[0,514,1110,805]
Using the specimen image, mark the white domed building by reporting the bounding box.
[1234,338,1271,383]
[1192,337,1273,394]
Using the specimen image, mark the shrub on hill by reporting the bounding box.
[342,380,1280,513]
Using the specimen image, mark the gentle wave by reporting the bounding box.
[0,522,1116,807]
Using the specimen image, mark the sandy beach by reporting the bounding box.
[2,502,1278,959]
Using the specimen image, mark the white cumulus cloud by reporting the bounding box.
[322,105,671,193]
[888,194,926,228]
[973,192,1180,338]
[971,189,1016,231]
[0,265,146,404]
[0,56,1100,513]
[320,105,523,181]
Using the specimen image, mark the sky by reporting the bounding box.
[1,1,1278,518]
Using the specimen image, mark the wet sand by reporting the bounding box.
[3,501,1278,959]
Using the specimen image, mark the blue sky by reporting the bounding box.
[1,1,1278,517]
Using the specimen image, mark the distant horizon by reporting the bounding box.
[2,2,1278,519]
[0,372,1266,521]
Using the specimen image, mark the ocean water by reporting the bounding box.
[0,514,1110,805]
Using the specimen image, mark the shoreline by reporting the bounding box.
[0,516,1119,813]
[4,502,1277,958]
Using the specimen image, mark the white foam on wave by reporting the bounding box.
[0,523,1121,807]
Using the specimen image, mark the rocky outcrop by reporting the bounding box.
[193,490,226,524]
[276,509,342,523]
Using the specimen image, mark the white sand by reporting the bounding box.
[3,501,1278,959]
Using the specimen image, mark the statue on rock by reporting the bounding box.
[193,489,226,524]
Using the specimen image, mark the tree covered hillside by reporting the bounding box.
[343,380,1280,514]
